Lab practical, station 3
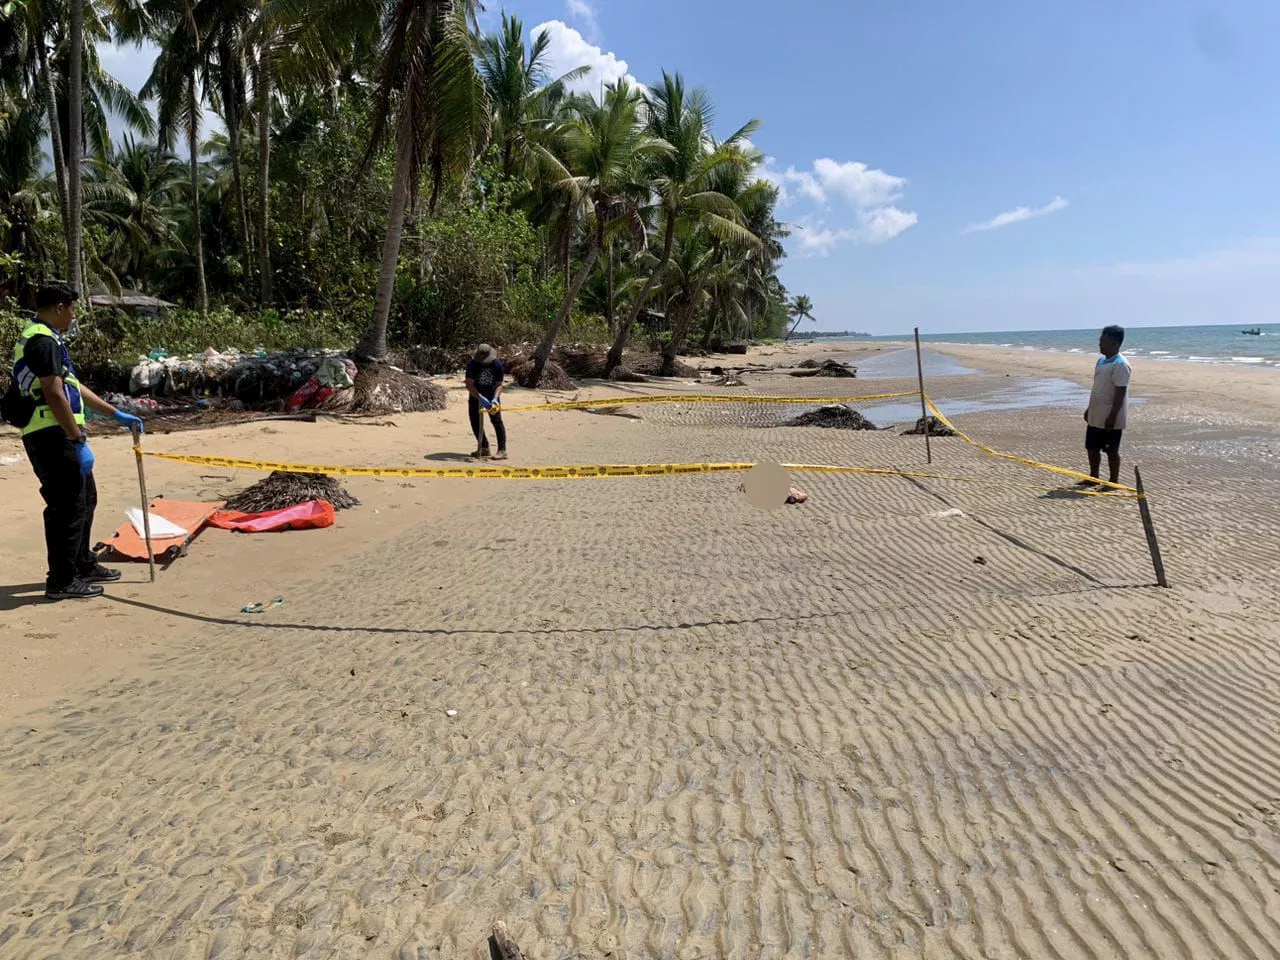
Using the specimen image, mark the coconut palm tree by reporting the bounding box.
[658,166,765,373]
[478,13,586,182]
[603,72,759,374]
[83,135,187,289]
[523,81,667,386]
[66,0,83,294]
[127,0,210,313]
[785,294,815,340]
[8,0,153,283]
[271,0,487,359]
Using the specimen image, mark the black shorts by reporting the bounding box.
[1085,426,1123,454]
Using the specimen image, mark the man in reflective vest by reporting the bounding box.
[13,281,145,600]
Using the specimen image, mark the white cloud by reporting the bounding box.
[859,206,918,244]
[766,155,918,254]
[961,196,1068,234]
[794,207,916,257]
[812,158,906,209]
[796,225,859,257]
[532,20,637,95]
[564,0,599,40]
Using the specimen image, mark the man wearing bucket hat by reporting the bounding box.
[465,344,506,459]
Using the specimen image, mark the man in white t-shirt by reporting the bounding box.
[1080,324,1131,487]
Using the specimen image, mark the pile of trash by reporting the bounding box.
[285,357,357,412]
[785,405,880,430]
[901,415,956,437]
[129,347,343,404]
[126,348,445,415]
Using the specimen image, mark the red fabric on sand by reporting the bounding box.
[210,499,336,533]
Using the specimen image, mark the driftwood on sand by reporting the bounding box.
[790,359,856,378]
[901,415,956,437]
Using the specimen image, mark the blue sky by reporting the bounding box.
[103,0,1280,334]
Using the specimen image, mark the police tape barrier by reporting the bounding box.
[136,390,1140,499]
[924,399,1138,494]
[502,391,918,412]
[141,451,758,479]
[139,448,1138,497]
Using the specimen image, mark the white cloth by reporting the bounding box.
[126,508,188,539]
[1087,354,1131,429]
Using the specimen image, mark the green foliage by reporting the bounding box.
[3,2,797,368]
[64,306,362,368]
[392,196,562,348]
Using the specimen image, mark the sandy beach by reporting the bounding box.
[2,341,1280,958]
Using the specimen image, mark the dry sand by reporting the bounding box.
[2,343,1280,958]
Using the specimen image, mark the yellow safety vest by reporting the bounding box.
[10,322,86,436]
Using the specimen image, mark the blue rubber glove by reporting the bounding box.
[488,398,501,414]
[113,409,144,434]
[478,395,492,410]
[74,440,95,477]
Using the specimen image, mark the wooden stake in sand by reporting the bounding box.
[1134,465,1168,588]
[131,423,156,583]
[914,326,932,464]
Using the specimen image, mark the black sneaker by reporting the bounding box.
[46,579,105,601]
[79,563,122,583]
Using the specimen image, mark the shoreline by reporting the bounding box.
[805,334,1280,371]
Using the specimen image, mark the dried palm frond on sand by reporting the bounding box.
[506,357,576,391]
[224,471,361,512]
[350,364,446,414]
[785,405,880,430]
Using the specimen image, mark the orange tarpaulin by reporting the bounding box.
[98,498,222,562]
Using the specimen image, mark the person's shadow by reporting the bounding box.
[423,452,479,463]
[0,582,49,611]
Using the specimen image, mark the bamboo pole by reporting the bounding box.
[914,327,932,464]
[132,424,156,583]
[1133,466,1168,588]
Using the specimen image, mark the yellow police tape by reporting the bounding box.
[136,391,1140,498]
[138,450,1134,497]
[924,399,1138,495]
[502,391,918,412]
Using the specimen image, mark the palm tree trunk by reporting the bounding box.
[660,275,708,375]
[357,122,415,361]
[67,0,84,295]
[218,33,253,264]
[38,44,71,251]
[604,220,674,374]
[605,241,614,333]
[253,43,273,304]
[528,242,600,386]
[189,75,209,316]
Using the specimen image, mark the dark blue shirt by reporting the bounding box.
[465,358,504,400]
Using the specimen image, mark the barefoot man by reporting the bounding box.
[1081,325,1130,487]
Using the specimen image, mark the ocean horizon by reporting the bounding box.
[808,322,1280,368]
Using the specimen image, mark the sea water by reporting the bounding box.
[816,322,1280,368]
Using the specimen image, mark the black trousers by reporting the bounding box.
[468,395,506,450]
[23,428,97,588]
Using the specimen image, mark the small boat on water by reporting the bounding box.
[1242,327,1263,335]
